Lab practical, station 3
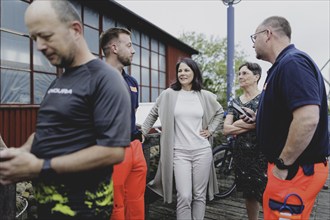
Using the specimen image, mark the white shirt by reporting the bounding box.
[174,90,210,150]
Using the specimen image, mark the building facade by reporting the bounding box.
[0,0,198,147]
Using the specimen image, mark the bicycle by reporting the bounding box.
[213,137,236,199]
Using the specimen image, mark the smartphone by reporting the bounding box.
[232,102,252,118]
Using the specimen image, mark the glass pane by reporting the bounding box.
[159,55,166,72]
[1,31,30,70]
[130,65,140,85]
[160,72,166,88]
[34,73,56,104]
[84,26,99,54]
[33,42,56,73]
[103,16,115,31]
[151,70,158,87]
[1,69,30,104]
[69,0,81,17]
[116,22,127,29]
[151,52,158,70]
[132,45,140,65]
[141,33,149,49]
[1,0,29,34]
[141,86,150,102]
[159,42,165,55]
[141,49,150,68]
[151,88,158,102]
[141,67,150,86]
[151,38,158,52]
[123,66,128,73]
[132,29,140,45]
[84,7,99,28]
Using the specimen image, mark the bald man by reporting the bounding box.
[244,16,329,219]
[0,1,131,219]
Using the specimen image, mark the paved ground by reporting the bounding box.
[146,162,330,220]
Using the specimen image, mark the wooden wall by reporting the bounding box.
[166,46,191,85]
[0,106,38,148]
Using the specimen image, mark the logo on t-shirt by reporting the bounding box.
[48,88,72,95]
[130,86,137,92]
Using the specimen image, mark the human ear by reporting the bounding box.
[70,21,83,39]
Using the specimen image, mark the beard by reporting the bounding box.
[45,49,75,68]
[118,54,131,67]
[58,56,75,68]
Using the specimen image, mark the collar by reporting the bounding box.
[267,44,295,76]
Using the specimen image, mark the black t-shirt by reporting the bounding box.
[31,59,131,218]
[32,59,131,157]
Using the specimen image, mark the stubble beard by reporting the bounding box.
[118,54,131,67]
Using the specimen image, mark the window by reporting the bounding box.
[1,69,30,104]
[130,32,167,102]
[1,31,30,70]
[141,67,150,86]
[84,7,98,27]
[0,0,57,105]
[103,16,115,31]
[132,29,140,45]
[131,65,141,85]
[1,0,29,34]
[34,73,56,104]
[0,0,167,105]
[84,26,99,54]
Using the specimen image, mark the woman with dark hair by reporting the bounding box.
[223,62,267,220]
[142,57,224,220]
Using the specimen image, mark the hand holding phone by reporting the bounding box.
[232,102,252,118]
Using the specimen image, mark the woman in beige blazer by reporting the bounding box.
[142,57,224,220]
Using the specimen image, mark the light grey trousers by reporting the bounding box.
[173,147,212,220]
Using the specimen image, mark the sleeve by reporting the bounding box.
[141,91,164,135]
[280,57,321,111]
[92,68,131,147]
[206,93,224,134]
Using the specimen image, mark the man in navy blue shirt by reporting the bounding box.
[243,16,329,219]
[100,27,147,220]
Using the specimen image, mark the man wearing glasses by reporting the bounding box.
[243,16,329,219]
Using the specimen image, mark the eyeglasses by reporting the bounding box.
[250,30,268,43]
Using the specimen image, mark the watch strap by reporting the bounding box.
[275,158,292,170]
[40,158,56,178]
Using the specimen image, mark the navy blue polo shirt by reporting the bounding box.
[122,70,139,135]
[256,44,329,165]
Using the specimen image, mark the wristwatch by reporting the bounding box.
[274,158,292,170]
[40,158,56,178]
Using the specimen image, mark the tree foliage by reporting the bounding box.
[179,31,247,108]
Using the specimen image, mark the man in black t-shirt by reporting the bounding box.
[0,1,131,220]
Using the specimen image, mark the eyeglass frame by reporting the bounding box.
[250,29,268,43]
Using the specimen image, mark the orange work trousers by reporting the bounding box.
[110,140,147,220]
[263,162,328,219]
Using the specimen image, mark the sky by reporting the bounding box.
[115,0,330,93]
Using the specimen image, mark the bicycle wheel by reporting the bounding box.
[213,144,236,199]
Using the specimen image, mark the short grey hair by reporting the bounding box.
[261,16,291,40]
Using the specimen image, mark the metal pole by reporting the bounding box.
[226,3,235,105]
